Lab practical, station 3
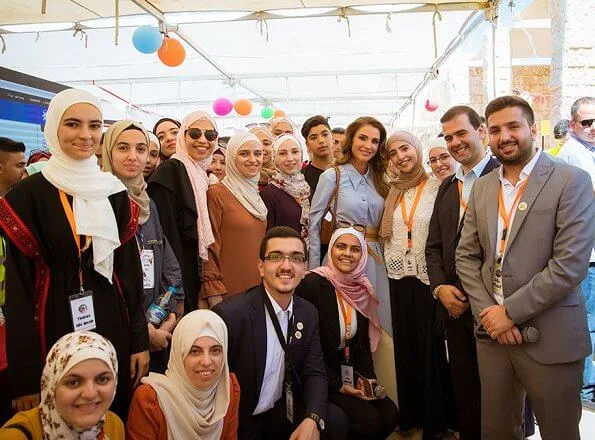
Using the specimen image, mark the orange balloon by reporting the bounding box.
[274,109,286,117]
[158,37,186,67]
[234,99,253,116]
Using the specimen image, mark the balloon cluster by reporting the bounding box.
[212,99,286,119]
[132,26,186,67]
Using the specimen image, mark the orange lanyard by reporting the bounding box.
[497,179,528,255]
[400,180,427,249]
[59,190,91,289]
[336,290,353,361]
[457,181,467,212]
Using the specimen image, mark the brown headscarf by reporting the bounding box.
[379,131,428,239]
[102,120,151,225]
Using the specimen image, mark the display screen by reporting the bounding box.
[0,67,68,156]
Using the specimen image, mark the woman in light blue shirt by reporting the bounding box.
[308,116,392,332]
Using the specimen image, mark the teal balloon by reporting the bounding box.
[261,106,274,119]
[132,26,163,54]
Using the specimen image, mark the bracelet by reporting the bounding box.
[432,284,444,299]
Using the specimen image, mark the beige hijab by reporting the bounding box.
[379,131,428,239]
[222,133,268,221]
[142,310,230,440]
[102,120,151,225]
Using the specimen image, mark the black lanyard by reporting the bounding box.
[263,291,294,386]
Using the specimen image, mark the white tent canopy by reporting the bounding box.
[0,1,495,131]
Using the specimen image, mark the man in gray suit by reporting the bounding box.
[456,95,595,439]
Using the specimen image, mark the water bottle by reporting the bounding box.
[146,286,177,326]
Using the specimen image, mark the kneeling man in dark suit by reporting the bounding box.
[214,226,348,440]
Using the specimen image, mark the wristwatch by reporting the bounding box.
[432,284,444,300]
[305,413,325,431]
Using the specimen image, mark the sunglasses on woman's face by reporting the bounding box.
[185,128,218,141]
[336,220,366,233]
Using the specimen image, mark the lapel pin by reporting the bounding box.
[295,331,302,340]
[296,322,304,330]
[518,202,527,211]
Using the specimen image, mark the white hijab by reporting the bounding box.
[171,111,216,261]
[142,310,230,440]
[221,133,268,221]
[41,89,126,282]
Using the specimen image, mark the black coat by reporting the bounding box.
[147,158,199,312]
[425,157,500,327]
[0,173,148,417]
[295,272,376,392]
[213,284,328,437]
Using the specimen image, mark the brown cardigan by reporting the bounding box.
[126,373,240,440]
[201,184,266,297]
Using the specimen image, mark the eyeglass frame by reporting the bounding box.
[185,128,219,141]
[262,252,307,264]
[579,118,595,129]
[427,153,453,166]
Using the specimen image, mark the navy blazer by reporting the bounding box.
[214,284,328,434]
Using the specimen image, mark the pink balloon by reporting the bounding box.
[213,97,233,116]
[425,99,439,112]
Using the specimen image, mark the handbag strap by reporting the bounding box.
[322,165,341,225]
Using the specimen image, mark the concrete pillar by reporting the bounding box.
[483,23,511,102]
[548,0,595,122]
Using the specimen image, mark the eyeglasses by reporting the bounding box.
[336,220,366,234]
[427,153,452,166]
[185,128,218,141]
[263,252,307,264]
[579,119,595,128]
[246,123,272,130]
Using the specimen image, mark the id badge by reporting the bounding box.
[341,364,354,387]
[403,252,418,277]
[140,249,155,289]
[69,290,96,332]
[285,382,294,425]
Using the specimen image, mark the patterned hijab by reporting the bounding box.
[379,131,428,239]
[311,228,381,351]
[171,111,217,260]
[40,331,118,440]
[102,120,151,225]
[221,133,268,221]
[142,310,230,440]
[270,134,310,241]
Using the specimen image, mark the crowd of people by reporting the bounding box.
[0,89,592,440]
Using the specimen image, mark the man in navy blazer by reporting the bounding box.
[214,226,348,440]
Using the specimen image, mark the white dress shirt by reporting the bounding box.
[493,151,542,304]
[253,290,293,415]
[455,152,492,222]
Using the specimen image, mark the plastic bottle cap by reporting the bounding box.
[167,286,177,294]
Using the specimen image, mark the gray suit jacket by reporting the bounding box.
[456,152,595,364]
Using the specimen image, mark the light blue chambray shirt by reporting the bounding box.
[454,153,492,221]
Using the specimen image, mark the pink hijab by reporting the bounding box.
[311,227,381,351]
[171,111,216,260]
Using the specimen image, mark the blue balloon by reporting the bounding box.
[132,26,163,54]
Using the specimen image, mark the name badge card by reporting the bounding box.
[69,291,96,332]
[403,252,418,277]
[140,249,155,289]
[285,383,294,425]
[341,364,354,387]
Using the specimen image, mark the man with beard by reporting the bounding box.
[456,96,594,439]
[301,115,335,201]
[214,227,347,440]
[557,97,595,405]
[426,106,499,440]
